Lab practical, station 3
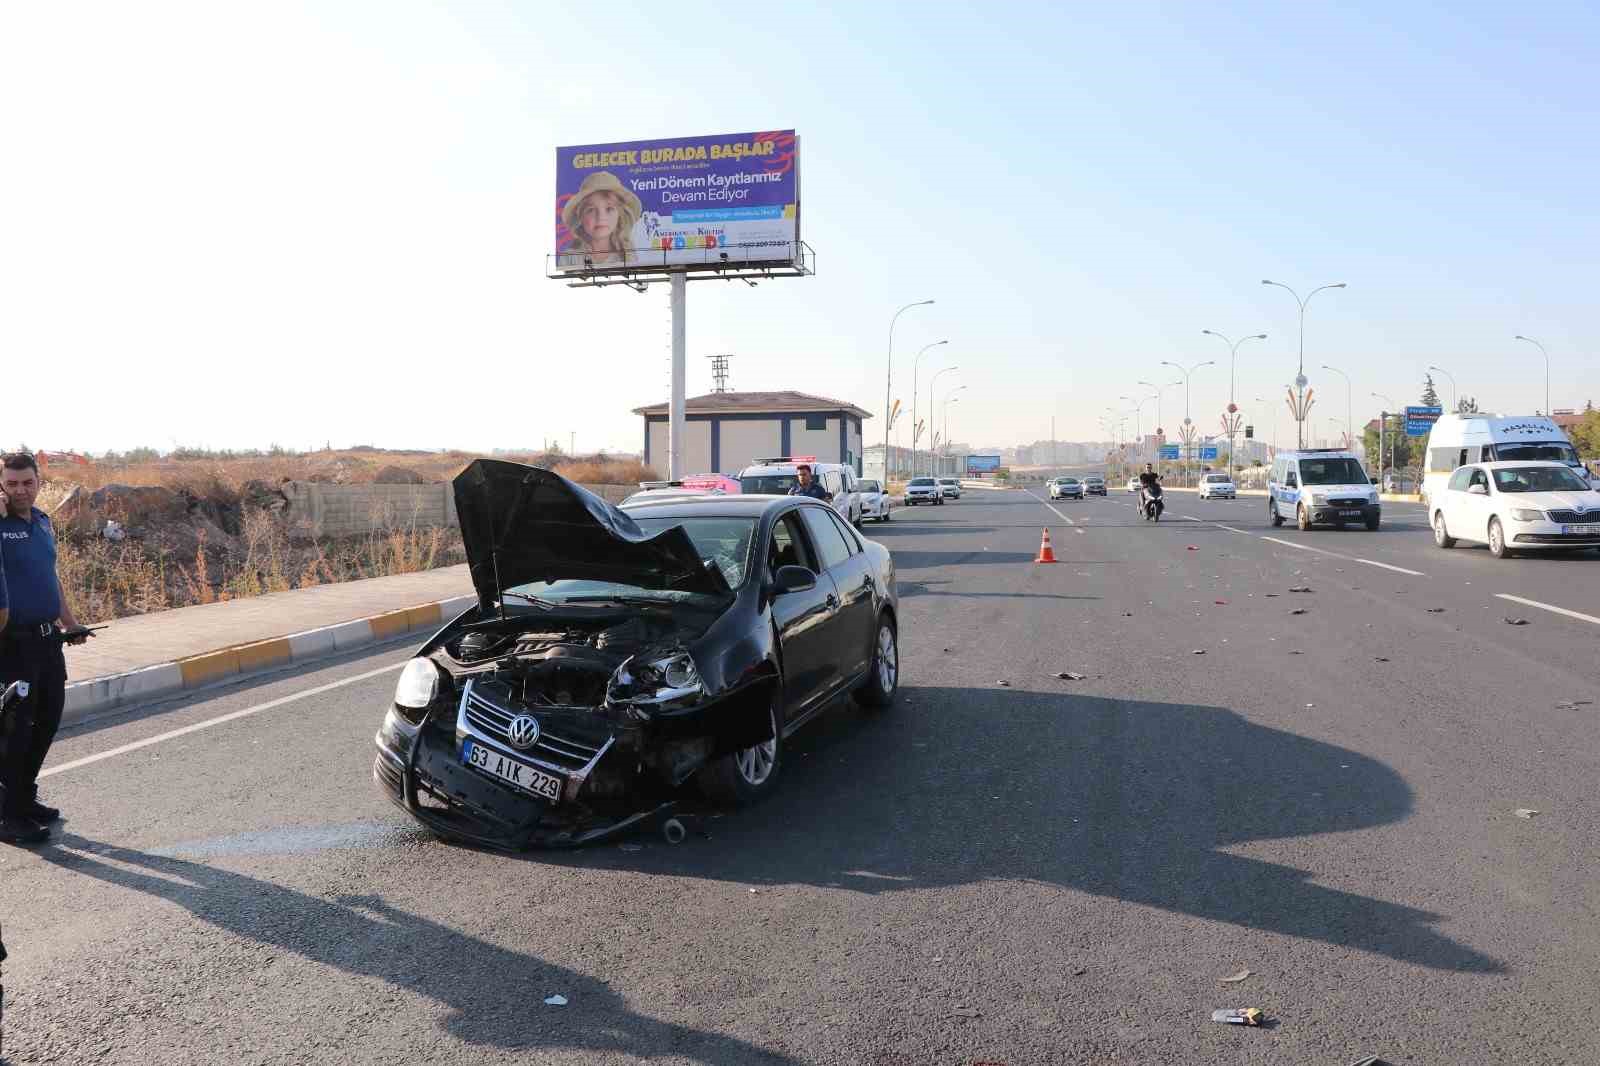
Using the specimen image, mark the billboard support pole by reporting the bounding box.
[669,271,687,480]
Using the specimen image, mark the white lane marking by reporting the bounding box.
[43,661,407,779]
[1496,593,1600,627]
[1260,535,1340,557]
[1357,558,1425,576]
[1025,490,1076,525]
[1181,515,1250,535]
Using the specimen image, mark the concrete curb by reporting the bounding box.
[62,594,479,727]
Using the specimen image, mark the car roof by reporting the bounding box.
[1282,450,1360,460]
[619,494,809,519]
[740,462,846,475]
[1473,460,1574,470]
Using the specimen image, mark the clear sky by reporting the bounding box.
[4,1,1596,457]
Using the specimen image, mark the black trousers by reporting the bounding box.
[0,631,67,817]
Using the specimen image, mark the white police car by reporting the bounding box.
[1268,449,1380,531]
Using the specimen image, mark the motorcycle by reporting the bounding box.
[1139,483,1164,521]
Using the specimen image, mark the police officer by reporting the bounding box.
[788,463,833,503]
[0,452,91,845]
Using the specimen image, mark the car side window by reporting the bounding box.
[825,510,862,555]
[1447,468,1472,492]
[768,512,816,575]
[823,471,843,496]
[1468,468,1490,492]
[799,506,852,572]
[1285,468,1299,488]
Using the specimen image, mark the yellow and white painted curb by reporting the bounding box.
[63,594,478,727]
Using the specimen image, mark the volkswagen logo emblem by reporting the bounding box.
[506,715,541,751]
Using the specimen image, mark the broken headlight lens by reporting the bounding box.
[610,652,704,707]
[395,657,443,710]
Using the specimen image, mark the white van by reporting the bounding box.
[737,456,863,527]
[1268,449,1381,530]
[1420,414,1592,511]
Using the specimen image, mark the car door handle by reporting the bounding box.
[825,594,839,609]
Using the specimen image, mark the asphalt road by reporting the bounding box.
[5,486,1599,1064]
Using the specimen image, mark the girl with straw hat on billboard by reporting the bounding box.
[559,171,642,269]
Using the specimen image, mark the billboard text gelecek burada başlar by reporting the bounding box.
[556,130,798,274]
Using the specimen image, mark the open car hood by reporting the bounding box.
[454,460,730,612]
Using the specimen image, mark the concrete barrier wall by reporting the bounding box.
[280,482,634,537]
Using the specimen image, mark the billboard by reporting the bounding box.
[556,130,799,274]
[966,454,1002,474]
[1404,405,1443,437]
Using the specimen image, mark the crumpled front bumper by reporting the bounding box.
[373,709,673,850]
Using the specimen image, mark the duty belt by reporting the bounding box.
[3,623,56,639]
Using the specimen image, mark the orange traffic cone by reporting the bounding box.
[1035,527,1058,564]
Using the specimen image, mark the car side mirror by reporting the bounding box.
[1467,483,1488,495]
[772,565,816,595]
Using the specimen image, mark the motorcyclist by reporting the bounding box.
[1136,464,1163,516]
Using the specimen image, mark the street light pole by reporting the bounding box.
[942,393,965,472]
[885,300,933,481]
[910,339,948,483]
[1160,359,1215,486]
[927,366,959,476]
[1202,330,1267,478]
[1121,394,1155,464]
[1372,391,1398,483]
[1139,378,1182,475]
[1427,364,1458,412]
[1514,335,1550,415]
[1262,280,1346,447]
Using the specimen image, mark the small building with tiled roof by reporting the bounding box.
[631,391,872,476]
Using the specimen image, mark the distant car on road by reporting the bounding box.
[1083,475,1107,496]
[904,477,943,506]
[1126,477,1141,494]
[1430,461,1600,559]
[1197,472,1237,500]
[937,478,962,499]
[857,479,892,522]
[738,457,862,528]
[1049,477,1084,500]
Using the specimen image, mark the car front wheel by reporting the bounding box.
[1488,517,1514,559]
[1433,512,1455,548]
[855,614,899,708]
[1270,500,1285,527]
[698,697,782,806]
[1297,504,1312,531]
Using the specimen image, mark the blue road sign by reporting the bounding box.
[1159,444,1180,460]
[1404,405,1443,437]
[1199,445,1220,461]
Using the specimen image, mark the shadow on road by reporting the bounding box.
[889,549,1038,570]
[572,687,1503,976]
[896,578,1099,602]
[37,836,799,1063]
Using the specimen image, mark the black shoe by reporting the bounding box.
[0,815,49,846]
[26,799,60,823]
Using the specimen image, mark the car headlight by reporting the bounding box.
[394,657,444,711]
[609,651,705,712]
[1311,493,1328,505]
[1510,508,1545,522]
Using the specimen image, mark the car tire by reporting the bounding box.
[1488,517,1514,559]
[882,509,891,522]
[854,613,899,709]
[697,696,782,807]
[1297,504,1312,531]
[1365,514,1381,531]
[1433,512,1456,548]
[1270,501,1285,527]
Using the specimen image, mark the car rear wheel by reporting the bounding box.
[1488,517,1514,559]
[855,614,899,709]
[1433,512,1455,548]
[698,697,782,806]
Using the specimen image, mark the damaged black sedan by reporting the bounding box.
[373,460,900,848]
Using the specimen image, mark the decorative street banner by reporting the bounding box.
[556,130,799,273]
[1404,404,1443,437]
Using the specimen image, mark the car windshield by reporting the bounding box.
[858,480,881,493]
[1299,458,1368,485]
[1206,474,1229,483]
[741,474,797,495]
[1063,479,1079,485]
[910,477,936,487]
[1493,442,1580,465]
[938,479,956,485]
[1085,477,1102,483]
[1492,466,1591,493]
[505,517,756,603]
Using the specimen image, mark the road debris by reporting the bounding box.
[952,1005,982,1018]
[1289,586,1313,593]
[1289,608,1309,615]
[996,680,1011,687]
[1347,1057,1395,1066]
[1215,600,1228,605]
[1555,699,1594,710]
[1192,649,1206,655]
[1504,617,1530,626]
[1289,651,1304,655]
[1054,671,1087,681]
[1187,545,1200,551]
[1264,593,1279,598]
[1219,970,1252,984]
[1514,808,1540,819]
[544,995,568,1006]
[1210,1008,1264,1026]
[1374,657,1390,663]
[1426,607,1445,613]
